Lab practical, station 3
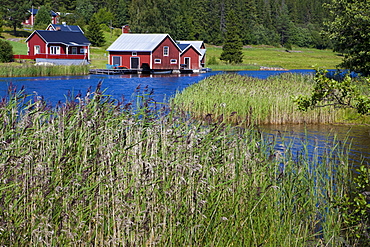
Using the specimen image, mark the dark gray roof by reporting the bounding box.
[28,30,90,46]
[48,24,83,33]
[178,44,190,51]
[29,9,58,17]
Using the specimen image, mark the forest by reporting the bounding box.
[7,0,332,49]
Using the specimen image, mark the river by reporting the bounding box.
[0,70,369,165]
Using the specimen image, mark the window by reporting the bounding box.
[50,46,60,55]
[163,46,169,56]
[132,52,137,56]
[72,47,77,54]
[154,59,161,64]
[34,45,40,54]
[80,48,87,54]
[170,59,177,64]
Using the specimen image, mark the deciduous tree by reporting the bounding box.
[34,6,51,30]
[1,0,30,36]
[323,0,370,75]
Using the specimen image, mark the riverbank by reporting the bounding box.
[0,63,89,77]
[0,85,361,245]
[172,72,370,125]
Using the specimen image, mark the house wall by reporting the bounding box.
[152,37,180,70]
[181,47,201,70]
[109,51,151,69]
[28,34,46,56]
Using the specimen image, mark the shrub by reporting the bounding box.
[0,39,14,63]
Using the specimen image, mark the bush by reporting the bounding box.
[0,39,14,63]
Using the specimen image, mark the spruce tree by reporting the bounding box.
[220,10,243,64]
[85,15,105,47]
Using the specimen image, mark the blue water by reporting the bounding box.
[0,69,314,106]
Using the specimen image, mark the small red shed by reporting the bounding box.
[178,44,202,70]
[106,34,181,71]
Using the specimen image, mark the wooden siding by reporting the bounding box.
[180,46,201,70]
[109,51,151,69]
[152,36,180,70]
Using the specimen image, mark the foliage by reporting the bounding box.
[0,39,13,62]
[1,0,30,35]
[323,0,370,75]
[75,0,94,24]
[220,10,243,64]
[294,69,370,116]
[336,165,370,245]
[94,7,114,27]
[85,15,105,47]
[34,6,52,30]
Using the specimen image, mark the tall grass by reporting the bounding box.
[0,84,358,245]
[172,73,364,125]
[0,64,89,77]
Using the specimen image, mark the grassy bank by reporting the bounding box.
[206,45,342,70]
[172,73,369,125]
[0,84,363,245]
[0,64,90,77]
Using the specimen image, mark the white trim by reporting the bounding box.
[170,59,177,64]
[34,45,40,54]
[112,56,121,66]
[163,46,169,56]
[154,58,161,64]
[130,57,140,69]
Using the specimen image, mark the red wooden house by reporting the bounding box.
[106,34,181,72]
[18,30,90,65]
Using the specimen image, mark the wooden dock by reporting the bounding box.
[89,69,140,75]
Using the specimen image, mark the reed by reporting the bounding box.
[0,64,90,77]
[172,73,364,125]
[0,84,359,245]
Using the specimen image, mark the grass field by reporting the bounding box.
[206,45,342,70]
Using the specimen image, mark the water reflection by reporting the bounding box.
[260,124,370,166]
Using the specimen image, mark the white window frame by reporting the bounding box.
[170,59,177,64]
[50,46,61,55]
[34,45,40,54]
[72,47,77,54]
[132,52,137,56]
[154,58,161,64]
[163,46,169,56]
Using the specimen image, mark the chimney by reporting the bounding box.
[122,25,130,34]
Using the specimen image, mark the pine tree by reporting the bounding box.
[220,10,243,64]
[85,15,105,47]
